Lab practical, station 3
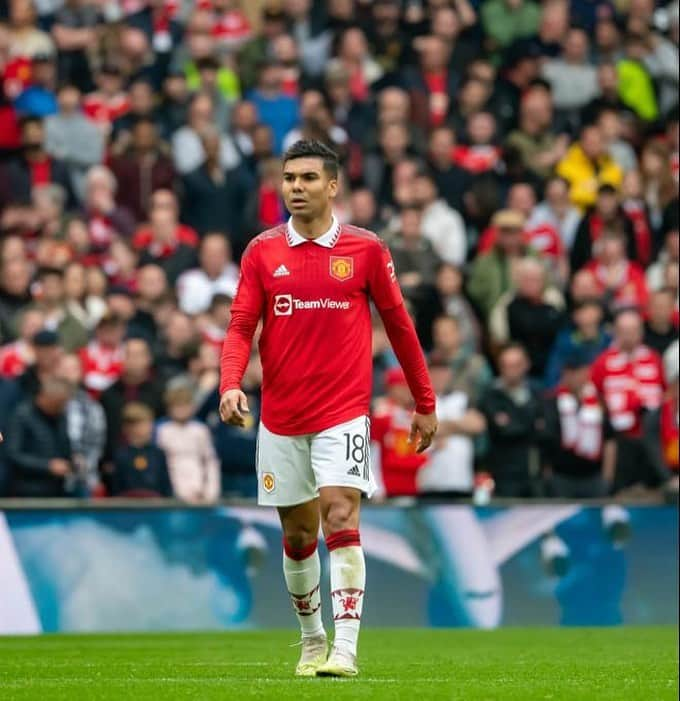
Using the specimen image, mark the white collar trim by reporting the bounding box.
[286,215,340,248]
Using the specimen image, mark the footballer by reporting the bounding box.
[219,140,437,677]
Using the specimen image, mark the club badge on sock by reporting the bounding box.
[331,588,364,620]
[290,584,321,617]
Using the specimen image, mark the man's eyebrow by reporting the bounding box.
[283,170,321,177]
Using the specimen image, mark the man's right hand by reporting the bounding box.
[219,389,250,427]
[48,459,71,477]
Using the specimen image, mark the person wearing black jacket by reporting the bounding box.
[570,184,637,273]
[100,336,165,463]
[111,402,173,498]
[0,116,76,211]
[478,343,544,497]
[5,378,74,498]
[541,351,616,498]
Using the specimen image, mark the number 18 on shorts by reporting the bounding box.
[256,415,376,506]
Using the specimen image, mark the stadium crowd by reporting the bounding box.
[0,0,677,502]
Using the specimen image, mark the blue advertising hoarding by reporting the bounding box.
[0,504,677,634]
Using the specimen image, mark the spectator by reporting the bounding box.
[430,315,492,404]
[176,233,239,316]
[171,91,240,175]
[0,307,43,378]
[571,184,638,273]
[582,230,649,312]
[246,60,300,155]
[56,352,106,497]
[14,52,58,118]
[542,28,599,124]
[134,189,199,285]
[468,209,531,319]
[506,85,569,180]
[83,165,137,250]
[544,300,612,389]
[44,83,104,203]
[643,340,679,480]
[32,266,89,351]
[5,377,73,497]
[78,311,125,397]
[109,117,176,224]
[180,125,253,240]
[644,289,679,355]
[81,63,131,135]
[542,350,617,498]
[100,336,165,462]
[389,206,441,297]
[556,124,623,212]
[155,309,200,385]
[370,367,428,498]
[411,171,467,267]
[111,402,173,498]
[489,258,566,378]
[156,383,220,504]
[427,126,471,213]
[417,359,486,497]
[0,116,75,210]
[481,0,540,54]
[0,256,33,343]
[478,343,544,497]
[63,260,107,331]
[647,226,679,292]
[590,308,665,492]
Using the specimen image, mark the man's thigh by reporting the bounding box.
[311,415,376,497]
[256,422,317,506]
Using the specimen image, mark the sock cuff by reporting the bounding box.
[325,529,361,552]
[283,537,318,561]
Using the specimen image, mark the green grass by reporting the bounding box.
[0,627,677,701]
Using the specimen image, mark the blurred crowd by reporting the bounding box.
[0,0,677,502]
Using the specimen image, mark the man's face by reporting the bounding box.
[499,348,528,386]
[563,365,590,393]
[56,354,83,386]
[433,318,460,353]
[35,344,62,371]
[22,122,43,150]
[124,339,151,375]
[581,127,603,160]
[615,312,643,351]
[282,157,337,219]
[58,86,80,113]
[133,122,156,151]
[232,101,257,132]
[38,388,70,416]
[573,304,602,332]
[648,292,674,326]
[201,236,229,276]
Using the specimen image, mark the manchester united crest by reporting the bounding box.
[262,472,275,493]
[330,256,354,281]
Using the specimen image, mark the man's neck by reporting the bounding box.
[291,212,334,240]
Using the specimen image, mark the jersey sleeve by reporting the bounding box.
[367,239,403,312]
[219,242,265,394]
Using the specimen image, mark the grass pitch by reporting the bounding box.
[0,627,676,701]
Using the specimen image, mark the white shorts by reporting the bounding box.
[256,415,376,506]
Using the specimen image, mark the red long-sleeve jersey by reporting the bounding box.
[590,344,664,437]
[220,220,436,435]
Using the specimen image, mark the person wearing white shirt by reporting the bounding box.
[176,233,239,316]
[417,361,486,495]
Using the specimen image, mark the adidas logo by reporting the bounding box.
[347,465,361,477]
[273,264,290,277]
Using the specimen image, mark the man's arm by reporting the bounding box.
[219,242,265,425]
[367,240,437,451]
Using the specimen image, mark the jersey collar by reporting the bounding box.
[286,215,340,248]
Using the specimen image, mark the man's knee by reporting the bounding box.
[322,498,358,535]
[281,518,318,551]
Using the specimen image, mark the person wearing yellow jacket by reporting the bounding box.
[556,124,623,212]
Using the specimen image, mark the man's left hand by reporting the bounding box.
[408,412,438,454]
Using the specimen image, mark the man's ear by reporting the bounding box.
[328,177,338,199]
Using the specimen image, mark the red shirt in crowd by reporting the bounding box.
[0,340,32,378]
[132,224,199,252]
[220,219,435,435]
[590,344,664,437]
[78,341,124,397]
[371,397,428,496]
[82,92,131,126]
[584,260,649,310]
[477,223,565,260]
[452,144,501,174]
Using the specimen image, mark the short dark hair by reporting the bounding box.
[282,140,339,178]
